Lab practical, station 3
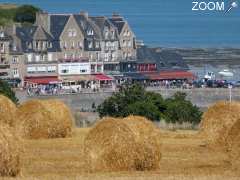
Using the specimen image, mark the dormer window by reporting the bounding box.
[13,45,17,51]
[28,42,32,49]
[0,32,4,38]
[68,29,73,37]
[89,41,93,48]
[72,29,77,37]
[48,42,52,48]
[96,42,100,48]
[87,29,94,36]
[104,31,109,39]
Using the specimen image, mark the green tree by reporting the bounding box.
[97,83,164,121]
[164,92,202,124]
[14,5,41,24]
[0,80,18,104]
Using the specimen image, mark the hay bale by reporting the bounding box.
[84,117,139,172]
[0,124,21,177]
[122,116,161,170]
[225,118,240,171]
[17,99,72,139]
[200,101,240,146]
[0,95,17,126]
[42,99,73,138]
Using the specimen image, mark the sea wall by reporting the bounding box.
[16,88,240,111]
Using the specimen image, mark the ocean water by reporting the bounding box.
[1,0,240,48]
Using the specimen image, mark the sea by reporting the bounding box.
[1,0,240,48]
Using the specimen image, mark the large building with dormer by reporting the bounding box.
[0,11,137,87]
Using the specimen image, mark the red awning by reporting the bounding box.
[94,74,113,81]
[25,76,60,85]
[145,71,196,80]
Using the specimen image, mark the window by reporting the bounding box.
[72,29,77,37]
[80,69,87,73]
[40,55,45,61]
[68,29,72,37]
[96,42,100,48]
[123,40,126,47]
[104,53,108,61]
[128,41,132,47]
[87,29,94,35]
[48,53,53,61]
[35,55,40,62]
[27,67,36,73]
[78,41,82,49]
[12,56,18,64]
[27,54,32,62]
[0,43,4,52]
[89,41,93,48]
[47,66,56,72]
[64,53,68,59]
[71,41,75,48]
[48,42,52,48]
[64,41,67,48]
[37,66,47,73]
[13,68,19,76]
[61,69,69,74]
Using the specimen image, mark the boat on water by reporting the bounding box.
[218,69,234,77]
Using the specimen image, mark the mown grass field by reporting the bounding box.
[4,128,238,180]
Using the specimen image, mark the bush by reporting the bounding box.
[97,84,164,121]
[164,92,202,124]
[0,80,18,104]
[97,84,202,124]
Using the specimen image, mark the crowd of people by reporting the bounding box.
[25,78,239,96]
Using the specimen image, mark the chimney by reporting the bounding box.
[112,12,120,18]
[35,11,50,33]
[80,11,88,19]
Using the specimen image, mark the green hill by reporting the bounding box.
[0,4,41,26]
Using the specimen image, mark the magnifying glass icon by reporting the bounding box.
[225,1,238,13]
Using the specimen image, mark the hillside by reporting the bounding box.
[0,4,40,26]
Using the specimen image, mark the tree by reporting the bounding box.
[0,80,18,104]
[14,5,41,24]
[97,83,164,121]
[164,92,202,124]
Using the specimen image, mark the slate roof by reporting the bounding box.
[109,17,126,34]
[90,16,119,40]
[137,46,189,70]
[50,15,70,39]
[73,14,102,39]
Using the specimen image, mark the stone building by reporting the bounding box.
[0,11,137,87]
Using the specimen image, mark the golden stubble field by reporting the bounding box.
[4,128,239,180]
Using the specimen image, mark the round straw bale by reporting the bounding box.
[41,99,73,138]
[17,99,71,139]
[0,95,17,126]
[84,117,139,172]
[0,124,21,177]
[225,118,240,171]
[122,116,161,170]
[200,101,240,147]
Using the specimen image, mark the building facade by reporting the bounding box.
[0,11,137,87]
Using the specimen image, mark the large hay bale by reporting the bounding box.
[0,124,21,177]
[17,99,72,139]
[122,116,161,170]
[42,99,73,138]
[200,101,240,146]
[0,95,17,126]
[225,118,240,171]
[84,118,139,172]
